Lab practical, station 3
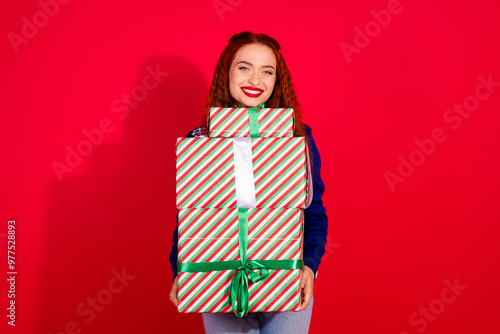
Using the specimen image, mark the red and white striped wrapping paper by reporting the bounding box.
[175,137,309,209]
[177,208,304,314]
[208,107,294,137]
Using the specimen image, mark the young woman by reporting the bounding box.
[169,31,328,334]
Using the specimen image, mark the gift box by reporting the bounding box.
[177,207,304,316]
[176,137,309,209]
[208,107,294,138]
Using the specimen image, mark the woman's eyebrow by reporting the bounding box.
[237,60,275,70]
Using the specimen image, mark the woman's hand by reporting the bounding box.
[298,265,314,311]
[170,276,179,307]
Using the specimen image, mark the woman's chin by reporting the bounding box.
[240,97,266,108]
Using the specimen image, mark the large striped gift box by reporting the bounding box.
[177,207,304,315]
[208,107,294,137]
[176,137,308,208]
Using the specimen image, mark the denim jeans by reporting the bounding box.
[202,297,313,334]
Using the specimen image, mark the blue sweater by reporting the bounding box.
[169,124,328,281]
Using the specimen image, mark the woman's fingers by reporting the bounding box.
[170,276,179,307]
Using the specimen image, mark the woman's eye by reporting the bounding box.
[239,66,249,71]
[264,71,274,75]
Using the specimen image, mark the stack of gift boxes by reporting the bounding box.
[175,106,311,317]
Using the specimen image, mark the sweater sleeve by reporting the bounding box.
[169,126,202,282]
[169,211,179,282]
[302,125,329,280]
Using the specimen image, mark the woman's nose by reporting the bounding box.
[248,72,260,86]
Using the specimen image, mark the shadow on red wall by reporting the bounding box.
[41,56,208,333]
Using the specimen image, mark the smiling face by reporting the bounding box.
[228,43,277,108]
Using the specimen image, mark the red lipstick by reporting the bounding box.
[241,86,264,98]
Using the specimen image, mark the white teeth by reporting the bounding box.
[242,88,262,94]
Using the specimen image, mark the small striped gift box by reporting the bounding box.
[177,207,304,315]
[175,137,309,209]
[208,107,294,138]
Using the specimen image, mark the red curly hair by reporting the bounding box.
[201,31,306,138]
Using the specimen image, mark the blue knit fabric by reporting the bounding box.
[169,124,328,281]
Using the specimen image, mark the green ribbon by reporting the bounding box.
[178,206,303,317]
[229,208,267,316]
[233,103,266,138]
[248,108,259,138]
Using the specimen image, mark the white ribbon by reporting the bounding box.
[232,138,257,208]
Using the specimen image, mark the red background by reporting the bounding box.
[1,0,500,333]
